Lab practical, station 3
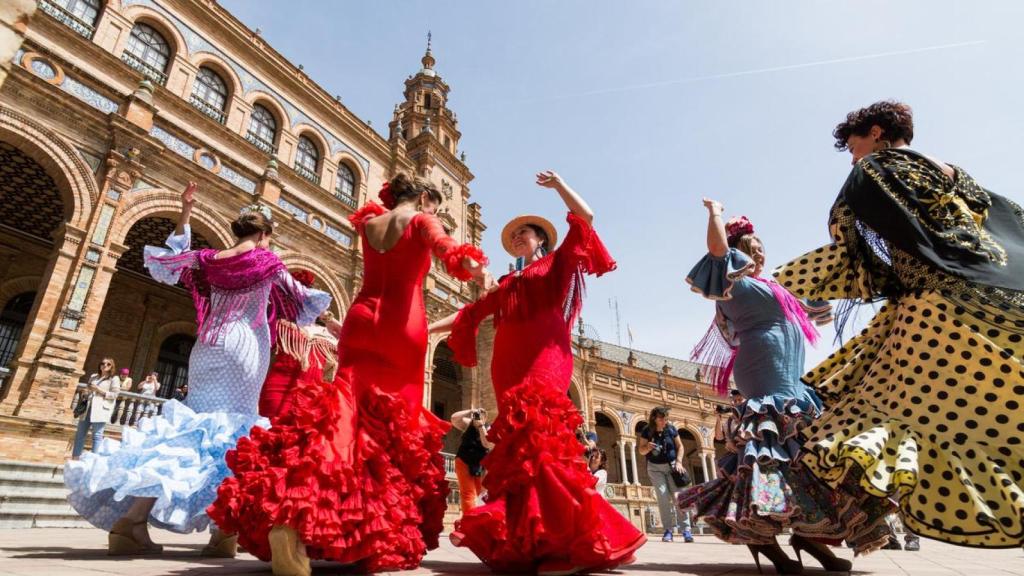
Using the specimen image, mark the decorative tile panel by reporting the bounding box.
[277,197,309,221]
[325,224,353,247]
[29,59,57,81]
[217,165,256,193]
[149,125,196,160]
[61,77,119,114]
[90,204,116,245]
[67,266,96,312]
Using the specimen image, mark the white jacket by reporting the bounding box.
[85,374,121,423]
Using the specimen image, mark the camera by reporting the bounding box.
[649,443,663,456]
[471,410,481,421]
[715,405,732,414]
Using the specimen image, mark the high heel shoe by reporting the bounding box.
[790,535,852,573]
[108,518,163,556]
[200,529,238,558]
[748,544,803,574]
[269,525,311,576]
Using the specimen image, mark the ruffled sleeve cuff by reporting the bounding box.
[143,225,194,285]
[448,306,481,367]
[347,201,387,233]
[296,288,332,327]
[442,244,488,282]
[685,248,755,301]
[562,212,617,277]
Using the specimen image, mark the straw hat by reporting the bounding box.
[501,215,558,257]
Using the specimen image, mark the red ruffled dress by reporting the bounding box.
[258,321,339,420]
[209,203,486,572]
[447,213,645,573]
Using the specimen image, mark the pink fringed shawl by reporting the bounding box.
[692,276,820,395]
[149,248,297,345]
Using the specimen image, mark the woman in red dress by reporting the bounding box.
[257,269,340,420]
[431,171,645,575]
[209,174,491,576]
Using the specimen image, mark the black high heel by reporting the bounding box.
[748,544,803,574]
[790,534,852,574]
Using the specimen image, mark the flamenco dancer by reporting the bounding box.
[257,269,341,420]
[677,201,894,574]
[776,100,1024,548]
[209,173,491,576]
[431,170,645,575]
[64,183,331,556]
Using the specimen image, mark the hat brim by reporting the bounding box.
[501,215,558,257]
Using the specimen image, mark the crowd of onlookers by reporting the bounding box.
[70,357,189,459]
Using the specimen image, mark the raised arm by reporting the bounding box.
[703,198,728,258]
[536,170,593,224]
[175,181,197,237]
[450,409,473,431]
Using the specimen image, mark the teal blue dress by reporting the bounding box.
[677,248,892,551]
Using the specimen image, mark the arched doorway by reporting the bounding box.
[0,140,68,390]
[431,341,465,454]
[85,216,212,388]
[678,428,703,483]
[595,411,622,484]
[0,292,36,369]
[154,334,195,398]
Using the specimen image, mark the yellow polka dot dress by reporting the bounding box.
[775,148,1024,548]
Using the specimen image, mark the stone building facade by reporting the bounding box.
[0,0,727,534]
[0,0,484,462]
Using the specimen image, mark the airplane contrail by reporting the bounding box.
[511,39,986,104]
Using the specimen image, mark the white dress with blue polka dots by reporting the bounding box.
[64,227,331,533]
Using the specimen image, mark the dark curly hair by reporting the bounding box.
[833,100,914,151]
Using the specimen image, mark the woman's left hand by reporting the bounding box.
[673,461,685,474]
[535,170,563,190]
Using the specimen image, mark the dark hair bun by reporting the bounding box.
[231,212,273,239]
[388,172,443,207]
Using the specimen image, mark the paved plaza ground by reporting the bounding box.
[1,529,1023,575]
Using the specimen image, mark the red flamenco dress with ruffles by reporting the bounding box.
[447,213,645,574]
[209,202,486,572]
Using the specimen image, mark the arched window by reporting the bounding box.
[153,334,194,398]
[190,67,228,123]
[247,104,278,154]
[294,136,320,184]
[334,163,356,206]
[123,23,170,85]
[0,292,35,369]
[43,0,101,38]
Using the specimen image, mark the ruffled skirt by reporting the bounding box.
[800,292,1024,548]
[208,369,449,572]
[450,379,645,573]
[677,388,893,553]
[64,400,267,533]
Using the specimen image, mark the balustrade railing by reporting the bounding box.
[38,0,95,39]
[189,94,227,124]
[70,383,168,427]
[121,51,168,86]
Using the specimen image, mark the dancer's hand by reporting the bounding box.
[182,181,198,207]
[478,269,498,293]
[702,197,723,216]
[535,170,564,190]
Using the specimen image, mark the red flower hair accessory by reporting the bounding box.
[290,269,315,288]
[378,181,396,210]
[725,216,755,245]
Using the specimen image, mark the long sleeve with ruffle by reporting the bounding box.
[270,268,332,327]
[414,213,487,281]
[143,225,196,287]
[551,212,617,282]
[447,289,500,367]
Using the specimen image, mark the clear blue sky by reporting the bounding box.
[221,0,1024,369]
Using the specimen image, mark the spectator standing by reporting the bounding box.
[71,358,121,458]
